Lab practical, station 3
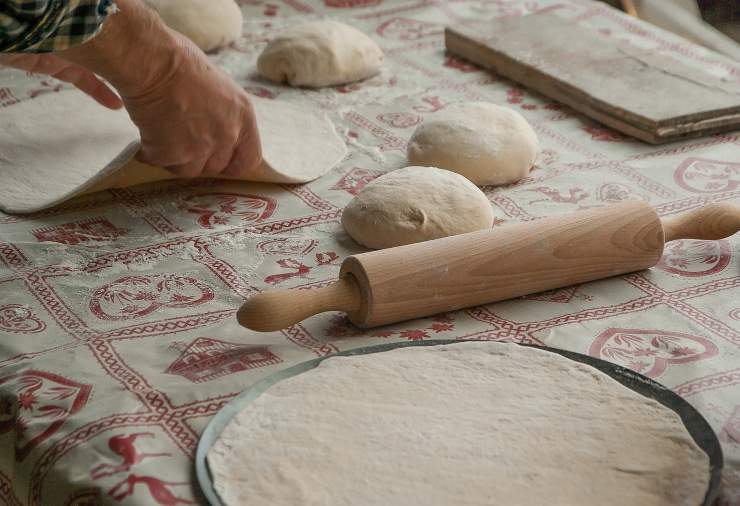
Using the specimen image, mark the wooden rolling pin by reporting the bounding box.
[238,201,740,332]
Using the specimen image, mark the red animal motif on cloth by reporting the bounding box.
[376,112,422,128]
[0,304,46,333]
[264,252,340,285]
[674,157,740,193]
[332,167,383,195]
[108,475,194,505]
[537,149,559,166]
[656,239,731,277]
[376,18,440,40]
[522,286,591,303]
[0,87,20,107]
[527,187,590,205]
[583,125,625,141]
[32,218,128,245]
[257,238,318,255]
[178,193,276,229]
[336,76,397,94]
[0,370,91,461]
[28,79,63,99]
[444,55,479,73]
[597,182,648,203]
[91,433,171,479]
[265,259,310,285]
[490,0,541,17]
[507,88,537,110]
[243,86,276,99]
[325,0,381,6]
[413,96,445,113]
[588,328,719,378]
[89,274,215,321]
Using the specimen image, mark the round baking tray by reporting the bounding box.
[195,340,723,505]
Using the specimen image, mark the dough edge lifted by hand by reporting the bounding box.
[0,91,347,214]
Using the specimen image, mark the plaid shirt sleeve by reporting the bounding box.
[0,0,115,53]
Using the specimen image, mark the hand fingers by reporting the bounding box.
[222,127,263,179]
[135,144,187,176]
[0,54,123,110]
[0,53,37,71]
[202,147,235,177]
[51,65,123,110]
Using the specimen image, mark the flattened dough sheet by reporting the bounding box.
[0,90,347,213]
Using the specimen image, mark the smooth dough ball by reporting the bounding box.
[341,166,494,249]
[257,20,384,88]
[145,0,243,52]
[407,102,540,186]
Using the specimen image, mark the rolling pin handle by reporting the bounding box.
[237,276,362,332]
[661,202,740,243]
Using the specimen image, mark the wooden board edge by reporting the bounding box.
[444,26,740,144]
[444,27,659,143]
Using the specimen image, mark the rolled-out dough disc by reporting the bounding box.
[207,341,710,506]
[0,89,346,213]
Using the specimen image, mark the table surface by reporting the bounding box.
[0,1,738,505]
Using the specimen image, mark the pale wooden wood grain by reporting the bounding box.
[341,201,663,327]
[237,201,740,332]
[445,12,740,144]
[237,277,361,332]
[662,202,740,242]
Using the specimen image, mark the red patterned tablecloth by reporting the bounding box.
[1,0,739,504]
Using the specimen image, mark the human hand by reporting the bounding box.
[121,35,262,178]
[55,0,262,179]
[0,53,123,110]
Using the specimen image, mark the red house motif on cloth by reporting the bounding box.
[164,338,282,383]
[32,218,128,245]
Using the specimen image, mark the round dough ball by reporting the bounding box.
[145,0,242,52]
[341,166,493,249]
[407,102,540,186]
[257,20,384,88]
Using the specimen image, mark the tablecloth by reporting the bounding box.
[0,0,738,504]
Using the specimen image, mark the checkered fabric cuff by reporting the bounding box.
[0,0,115,53]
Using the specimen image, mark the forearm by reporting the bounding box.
[57,0,183,97]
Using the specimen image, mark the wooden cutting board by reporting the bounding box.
[445,11,740,144]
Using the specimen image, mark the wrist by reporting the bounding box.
[57,0,183,98]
